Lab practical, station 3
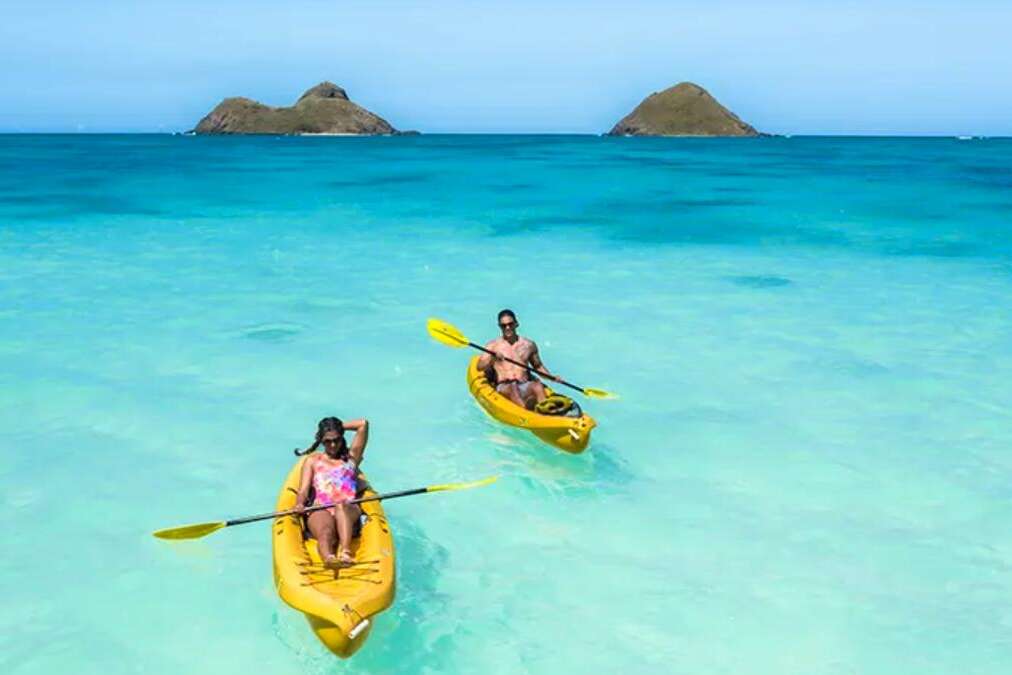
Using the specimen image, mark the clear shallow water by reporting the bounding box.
[2,134,1012,674]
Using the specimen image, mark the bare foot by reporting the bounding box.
[323,555,341,569]
[338,548,355,565]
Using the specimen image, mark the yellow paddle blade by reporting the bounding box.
[426,317,470,348]
[583,387,618,400]
[152,521,227,540]
[427,475,498,493]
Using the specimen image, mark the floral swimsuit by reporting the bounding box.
[311,456,357,506]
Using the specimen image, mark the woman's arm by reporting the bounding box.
[294,459,314,510]
[344,418,369,465]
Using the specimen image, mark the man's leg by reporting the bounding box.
[528,381,547,405]
[498,382,527,408]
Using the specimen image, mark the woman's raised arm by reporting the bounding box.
[343,418,369,465]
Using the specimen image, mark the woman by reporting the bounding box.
[294,416,369,567]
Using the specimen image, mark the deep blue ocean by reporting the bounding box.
[2,134,1011,674]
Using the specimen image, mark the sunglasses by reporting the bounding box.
[321,437,343,446]
[499,321,517,329]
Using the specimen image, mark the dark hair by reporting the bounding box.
[294,416,346,456]
[497,309,517,324]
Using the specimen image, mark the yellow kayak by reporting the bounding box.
[467,356,596,453]
[271,457,396,658]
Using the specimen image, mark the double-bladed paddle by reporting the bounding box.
[152,476,498,541]
[426,317,617,400]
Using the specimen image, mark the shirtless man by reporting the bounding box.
[476,309,560,410]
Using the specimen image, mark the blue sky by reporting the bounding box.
[1,0,1010,134]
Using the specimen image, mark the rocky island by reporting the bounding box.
[608,82,758,137]
[192,82,401,135]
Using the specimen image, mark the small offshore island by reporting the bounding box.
[608,82,759,137]
[191,79,758,137]
[192,82,407,135]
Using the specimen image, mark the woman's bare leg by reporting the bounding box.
[335,503,362,563]
[307,508,338,565]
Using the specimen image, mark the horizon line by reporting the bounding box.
[0,131,1007,139]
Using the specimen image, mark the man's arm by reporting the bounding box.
[529,343,559,382]
[477,341,498,370]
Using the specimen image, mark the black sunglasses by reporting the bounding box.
[499,320,517,329]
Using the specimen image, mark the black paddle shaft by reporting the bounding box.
[225,487,431,527]
[468,341,586,395]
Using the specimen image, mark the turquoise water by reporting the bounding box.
[2,134,1012,674]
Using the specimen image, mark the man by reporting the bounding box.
[476,309,560,410]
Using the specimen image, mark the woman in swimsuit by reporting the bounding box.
[294,416,369,567]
